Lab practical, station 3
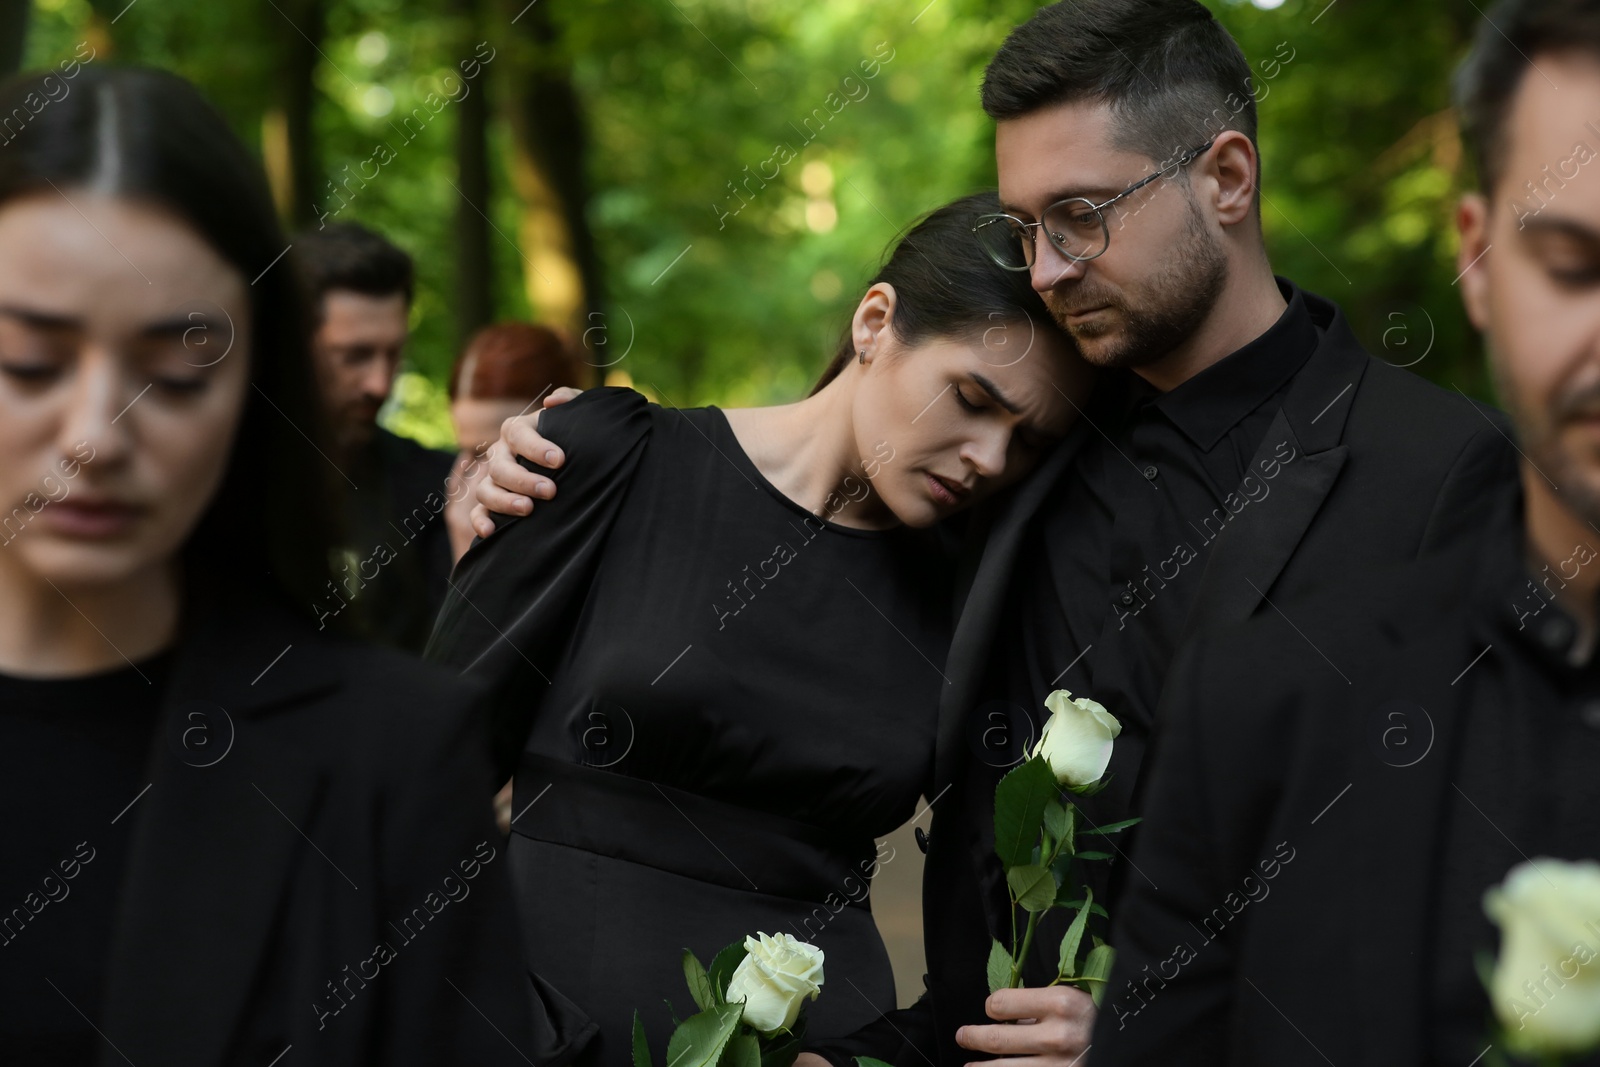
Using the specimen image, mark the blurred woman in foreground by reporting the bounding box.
[0,66,564,1066]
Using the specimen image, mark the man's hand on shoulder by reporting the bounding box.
[469,386,584,538]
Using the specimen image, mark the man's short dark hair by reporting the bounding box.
[294,222,414,318]
[981,0,1258,171]
[1455,0,1600,195]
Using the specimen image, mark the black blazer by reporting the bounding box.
[1086,526,1552,1066]
[90,590,584,1067]
[807,287,1519,1066]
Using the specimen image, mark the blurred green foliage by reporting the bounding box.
[19,0,1498,446]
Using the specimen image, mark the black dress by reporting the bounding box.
[427,387,956,1062]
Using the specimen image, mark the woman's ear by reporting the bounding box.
[852,282,898,364]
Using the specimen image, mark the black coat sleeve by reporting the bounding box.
[1418,411,1519,554]
[423,387,654,783]
[367,664,583,1065]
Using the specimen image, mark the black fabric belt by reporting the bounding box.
[511,752,876,908]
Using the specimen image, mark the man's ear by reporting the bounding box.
[1456,194,1493,331]
[1209,130,1258,228]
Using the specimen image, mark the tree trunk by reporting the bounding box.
[0,0,29,80]
[495,0,602,366]
[453,0,495,349]
[263,0,325,230]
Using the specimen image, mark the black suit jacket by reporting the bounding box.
[337,426,457,653]
[807,288,1519,1066]
[91,590,587,1066]
[1087,519,1570,1066]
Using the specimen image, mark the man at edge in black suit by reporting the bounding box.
[1094,1,1600,1062]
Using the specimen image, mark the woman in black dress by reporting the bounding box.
[426,193,1094,1062]
[0,67,551,1066]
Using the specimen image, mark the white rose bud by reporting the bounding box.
[1484,858,1600,1055]
[724,932,825,1034]
[1031,689,1121,789]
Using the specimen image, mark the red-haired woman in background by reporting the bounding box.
[444,322,581,563]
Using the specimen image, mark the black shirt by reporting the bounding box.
[992,278,1317,783]
[1427,500,1600,1065]
[0,652,172,1065]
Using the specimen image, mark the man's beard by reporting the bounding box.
[1495,358,1600,530]
[332,400,382,457]
[1042,194,1228,371]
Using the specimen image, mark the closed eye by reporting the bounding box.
[153,375,208,396]
[953,385,982,413]
[1,362,61,385]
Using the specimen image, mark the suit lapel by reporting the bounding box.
[100,596,344,1066]
[1181,297,1371,640]
[934,422,1091,788]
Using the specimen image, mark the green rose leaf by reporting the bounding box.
[1081,943,1116,1007]
[854,1060,897,1067]
[1052,892,1109,918]
[684,949,715,1012]
[632,1010,654,1067]
[720,1032,761,1067]
[707,940,750,1002]
[757,1020,804,1067]
[1079,817,1141,836]
[665,1002,745,1067]
[1074,850,1113,862]
[987,938,1014,994]
[1057,889,1094,979]
[1007,863,1058,914]
[994,756,1058,867]
[1044,799,1075,857]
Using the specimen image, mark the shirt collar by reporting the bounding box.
[1482,488,1600,670]
[1126,277,1318,451]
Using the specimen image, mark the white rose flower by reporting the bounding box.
[1484,858,1600,1055]
[724,931,824,1034]
[1031,689,1121,789]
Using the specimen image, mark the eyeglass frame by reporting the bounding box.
[974,138,1217,270]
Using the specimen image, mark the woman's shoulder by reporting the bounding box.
[535,386,659,454]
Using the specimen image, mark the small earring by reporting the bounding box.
[856,350,865,364]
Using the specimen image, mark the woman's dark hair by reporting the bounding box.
[810,191,1062,395]
[0,65,337,623]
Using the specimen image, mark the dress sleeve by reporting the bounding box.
[424,387,654,782]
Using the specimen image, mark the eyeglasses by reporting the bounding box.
[973,139,1216,270]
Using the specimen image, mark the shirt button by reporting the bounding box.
[1581,701,1600,731]
[1541,615,1572,651]
[1143,465,1158,480]
[1121,592,1134,605]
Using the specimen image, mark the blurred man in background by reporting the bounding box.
[297,222,454,652]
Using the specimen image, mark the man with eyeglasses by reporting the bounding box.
[804,0,1518,1063]
[469,1,1520,1064]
